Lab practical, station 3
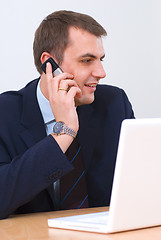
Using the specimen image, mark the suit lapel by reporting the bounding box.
[20,79,47,147]
[77,103,101,169]
[19,79,55,206]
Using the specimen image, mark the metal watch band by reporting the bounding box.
[62,124,77,138]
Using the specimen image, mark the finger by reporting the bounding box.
[44,62,56,99]
[46,64,74,96]
[67,86,82,99]
[58,88,68,94]
[50,72,74,91]
[58,79,78,92]
[45,62,53,75]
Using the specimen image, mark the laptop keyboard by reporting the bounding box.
[73,211,109,225]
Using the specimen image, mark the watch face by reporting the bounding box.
[53,121,64,134]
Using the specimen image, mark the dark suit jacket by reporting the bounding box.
[0,78,134,219]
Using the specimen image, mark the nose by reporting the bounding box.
[92,61,106,80]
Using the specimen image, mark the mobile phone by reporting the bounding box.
[41,57,63,76]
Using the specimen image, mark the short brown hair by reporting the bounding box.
[33,10,107,74]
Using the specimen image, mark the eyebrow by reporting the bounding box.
[80,53,105,60]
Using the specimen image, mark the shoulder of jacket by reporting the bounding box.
[95,84,125,99]
[0,78,39,112]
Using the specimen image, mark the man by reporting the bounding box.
[0,10,134,219]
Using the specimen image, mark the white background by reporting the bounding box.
[0,0,160,118]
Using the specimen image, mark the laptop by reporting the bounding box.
[48,118,161,233]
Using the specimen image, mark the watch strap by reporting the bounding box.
[62,124,77,138]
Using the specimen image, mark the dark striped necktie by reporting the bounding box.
[60,137,89,210]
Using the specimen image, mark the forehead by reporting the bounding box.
[65,26,105,57]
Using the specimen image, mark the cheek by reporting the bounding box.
[73,73,85,88]
[73,70,89,88]
[74,78,84,90]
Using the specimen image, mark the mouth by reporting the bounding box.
[84,83,97,89]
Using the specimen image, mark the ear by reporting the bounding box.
[40,52,52,64]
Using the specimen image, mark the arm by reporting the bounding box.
[0,62,81,219]
[0,135,73,219]
[40,62,82,153]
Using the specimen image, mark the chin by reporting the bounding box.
[75,94,95,106]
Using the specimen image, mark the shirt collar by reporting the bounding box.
[36,80,55,124]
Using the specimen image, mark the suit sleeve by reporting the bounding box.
[0,135,73,219]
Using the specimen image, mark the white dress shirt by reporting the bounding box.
[36,80,56,134]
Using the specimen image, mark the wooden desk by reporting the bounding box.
[0,207,161,240]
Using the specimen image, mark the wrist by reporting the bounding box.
[53,121,77,138]
[50,133,74,153]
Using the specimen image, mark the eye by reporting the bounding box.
[81,58,92,63]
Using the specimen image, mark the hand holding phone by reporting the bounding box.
[41,57,63,76]
[40,57,81,135]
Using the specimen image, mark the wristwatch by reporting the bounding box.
[53,121,77,138]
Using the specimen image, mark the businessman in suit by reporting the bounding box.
[0,10,134,219]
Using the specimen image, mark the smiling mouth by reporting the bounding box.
[84,84,97,87]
